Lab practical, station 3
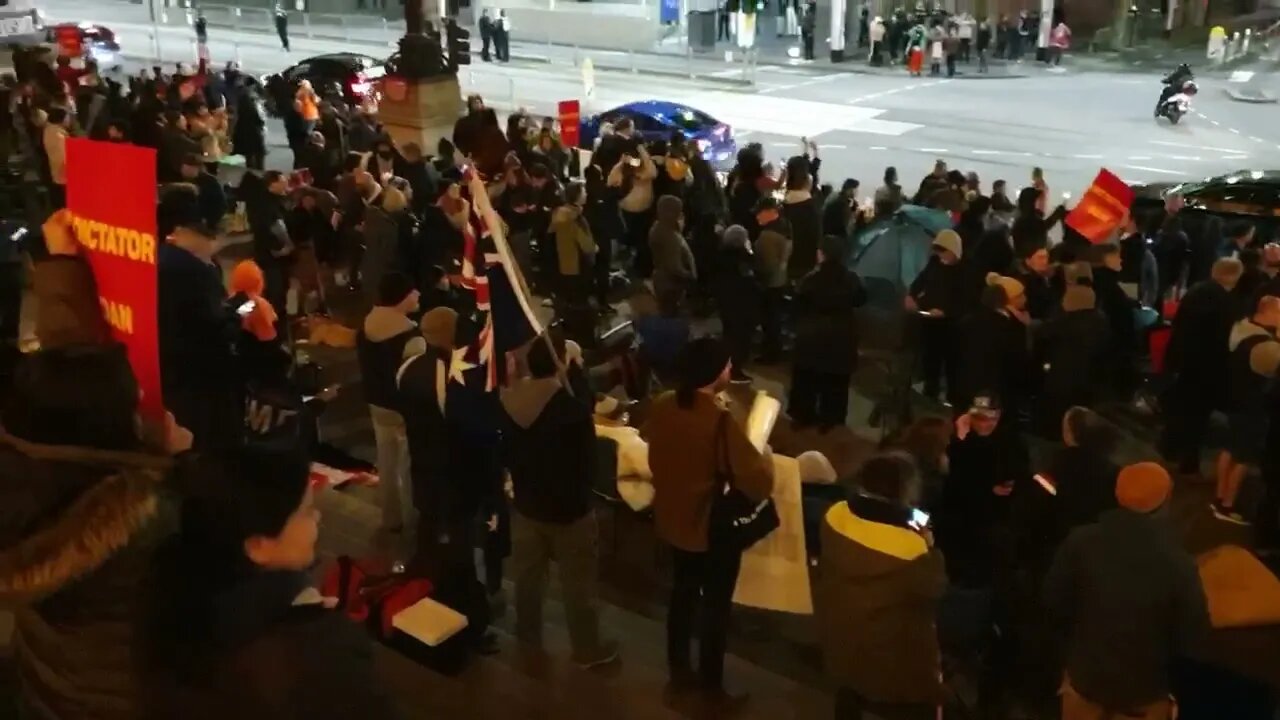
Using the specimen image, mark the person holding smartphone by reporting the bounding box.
[816,452,946,720]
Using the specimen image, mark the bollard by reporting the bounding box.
[304,13,313,39]
[687,46,694,79]
[234,42,242,67]
[1243,28,1251,55]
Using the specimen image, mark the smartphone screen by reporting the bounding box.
[1034,473,1057,496]
[910,508,931,529]
[236,300,256,317]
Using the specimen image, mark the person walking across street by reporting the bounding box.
[194,11,209,44]
[275,5,290,51]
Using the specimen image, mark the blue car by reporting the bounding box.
[579,101,737,170]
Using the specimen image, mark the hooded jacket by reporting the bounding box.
[649,195,695,284]
[356,306,427,412]
[498,364,596,523]
[792,260,867,374]
[1045,509,1209,711]
[551,204,597,278]
[754,216,793,289]
[0,430,175,720]
[817,497,945,705]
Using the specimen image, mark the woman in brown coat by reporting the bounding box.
[643,337,773,707]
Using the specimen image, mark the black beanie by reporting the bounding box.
[675,337,730,395]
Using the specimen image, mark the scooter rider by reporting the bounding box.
[1155,63,1194,116]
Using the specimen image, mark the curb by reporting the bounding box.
[1227,88,1277,103]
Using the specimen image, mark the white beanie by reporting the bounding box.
[797,451,838,485]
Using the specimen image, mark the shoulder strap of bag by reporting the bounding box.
[715,410,734,493]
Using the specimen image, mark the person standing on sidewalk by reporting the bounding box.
[494,10,511,62]
[976,17,992,73]
[356,273,425,544]
[275,5,291,51]
[479,10,494,61]
[499,333,620,669]
[800,0,816,60]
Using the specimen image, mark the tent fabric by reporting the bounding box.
[849,205,949,311]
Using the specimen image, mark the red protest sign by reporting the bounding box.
[558,99,581,149]
[54,26,82,57]
[1065,168,1135,244]
[66,139,164,421]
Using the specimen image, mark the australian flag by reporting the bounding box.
[451,166,543,393]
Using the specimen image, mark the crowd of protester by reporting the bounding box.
[3,42,1280,720]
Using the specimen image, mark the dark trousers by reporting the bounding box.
[802,30,815,59]
[668,545,743,689]
[789,368,850,427]
[718,12,731,40]
[945,54,957,77]
[621,209,654,279]
[481,32,493,61]
[594,235,614,306]
[495,31,510,61]
[834,688,936,720]
[276,22,290,50]
[919,317,956,401]
[722,311,756,376]
[1160,382,1214,473]
[760,286,786,359]
[47,183,66,210]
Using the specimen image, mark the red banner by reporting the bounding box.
[1065,168,1135,244]
[66,139,164,421]
[53,26,82,57]
[558,99,581,149]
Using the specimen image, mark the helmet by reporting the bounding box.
[1182,80,1198,94]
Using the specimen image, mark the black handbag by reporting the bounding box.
[708,412,780,552]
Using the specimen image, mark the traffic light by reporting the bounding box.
[445,19,471,69]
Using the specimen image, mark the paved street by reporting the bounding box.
[45,0,1280,195]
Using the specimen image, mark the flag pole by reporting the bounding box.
[464,168,576,396]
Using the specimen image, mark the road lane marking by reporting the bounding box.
[1128,155,1153,160]
[1230,71,1255,83]
[1119,164,1184,176]
[1149,140,1250,153]
[917,148,949,153]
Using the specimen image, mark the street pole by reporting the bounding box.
[830,0,846,61]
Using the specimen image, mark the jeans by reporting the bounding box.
[370,404,413,534]
[668,545,743,688]
[510,510,606,659]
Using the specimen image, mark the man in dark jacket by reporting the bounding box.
[789,234,867,430]
[753,197,792,362]
[1034,285,1108,435]
[247,171,296,332]
[1045,462,1209,719]
[649,194,696,316]
[356,273,425,540]
[1159,258,1243,474]
[782,168,823,282]
[499,334,619,668]
[907,229,966,404]
[178,153,227,233]
[1090,243,1139,395]
[158,194,245,450]
[822,178,860,239]
[714,225,760,384]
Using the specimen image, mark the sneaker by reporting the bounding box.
[1211,502,1251,526]
[574,641,620,670]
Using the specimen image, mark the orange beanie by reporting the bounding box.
[1115,462,1172,513]
[227,260,277,342]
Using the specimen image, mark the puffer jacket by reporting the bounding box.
[0,430,175,720]
[817,496,945,705]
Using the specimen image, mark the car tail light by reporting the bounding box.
[351,75,372,96]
